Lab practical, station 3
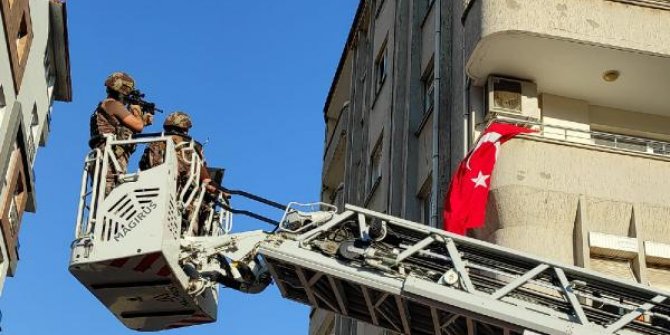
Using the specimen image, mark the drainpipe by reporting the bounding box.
[430,0,442,228]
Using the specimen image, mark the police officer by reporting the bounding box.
[140,112,224,235]
[140,111,219,194]
[90,72,153,194]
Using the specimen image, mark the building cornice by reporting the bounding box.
[48,0,72,102]
[323,1,365,117]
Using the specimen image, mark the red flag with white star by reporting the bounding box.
[443,122,535,235]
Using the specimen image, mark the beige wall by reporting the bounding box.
[590,105,670,141]
[0,0,68,296]
[477,136,670,290]
[470,0,670,59]
[539,93,670,142]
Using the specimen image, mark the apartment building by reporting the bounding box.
[314,0,670,333]
[0,0,71,295]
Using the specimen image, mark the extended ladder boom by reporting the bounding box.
[256,204,670,335]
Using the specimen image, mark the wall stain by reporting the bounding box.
[507,0,521,10]
[556,3,568,18]
[517,170,526,181]
[540,172,552,180]
[586,19,600,29]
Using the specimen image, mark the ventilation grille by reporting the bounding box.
[99,188,161,242]
[492,78,522,112]
[167,196,179,240]
[134,188,160,207]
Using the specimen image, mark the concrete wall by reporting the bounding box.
[0,0,66,295]
[318,0,444,333]
[466,0,670,62]
[478,137,670,290]
[20,0,57,161]
[318,0,670,334]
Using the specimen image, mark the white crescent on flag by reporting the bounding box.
[466,132,502,171]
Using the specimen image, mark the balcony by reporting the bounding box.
[491,115,670,159]
[475,118,670,266]
[464,0,670,116]
[322,106,348,192]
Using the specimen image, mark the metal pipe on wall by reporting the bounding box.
[430,0,442,228]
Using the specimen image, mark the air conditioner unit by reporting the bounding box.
[486,76,540,121]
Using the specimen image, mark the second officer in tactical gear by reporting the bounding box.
[140,111,218,194]
[90,72,153,194]
[140,111,223,235]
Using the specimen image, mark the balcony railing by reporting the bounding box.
[608,0,670,10]
[490,115,670,158]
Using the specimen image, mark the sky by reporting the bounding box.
[0,1,358,334]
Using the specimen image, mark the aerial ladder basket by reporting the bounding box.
[70,135,670,334]
[70,134,234,331]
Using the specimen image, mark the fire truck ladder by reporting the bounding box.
[259,204,670,335]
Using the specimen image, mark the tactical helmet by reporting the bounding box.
[104,72,135,96]
[164,111,193,130]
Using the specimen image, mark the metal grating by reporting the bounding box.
[260,204,670,335]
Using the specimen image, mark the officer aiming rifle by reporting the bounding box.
[89,72,158,194]
[125,89,164,116]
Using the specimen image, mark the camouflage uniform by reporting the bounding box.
[139,112,200,192]
[139,112,212,236]
[90,72,138,195]
[140,133,203,191]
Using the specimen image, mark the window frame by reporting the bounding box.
[422,66,435,116]
[416,63,435,135]
[367,134,384,199]
[374,40,388,96]
[418,175,433,226]
[375,0,386,18]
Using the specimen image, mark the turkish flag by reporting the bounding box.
[443,122,535,235]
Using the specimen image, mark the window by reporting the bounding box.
[375,0,386,17]
[28,104,38,162]
[2,141,27,242]
[8,175,24,236]
[44,49,56,101]
[374,42,388,94]
[422,68,435,115]
[0,85,5,108]
[418,176,432,226]
[420,192,432,226]
[16,13,29,64]
[368,136,383,193]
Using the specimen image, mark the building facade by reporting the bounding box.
[0,0,71,295]
[315,0,670,333]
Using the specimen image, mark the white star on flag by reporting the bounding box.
[471,171,490,188]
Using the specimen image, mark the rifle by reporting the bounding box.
[125,89,164,115]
